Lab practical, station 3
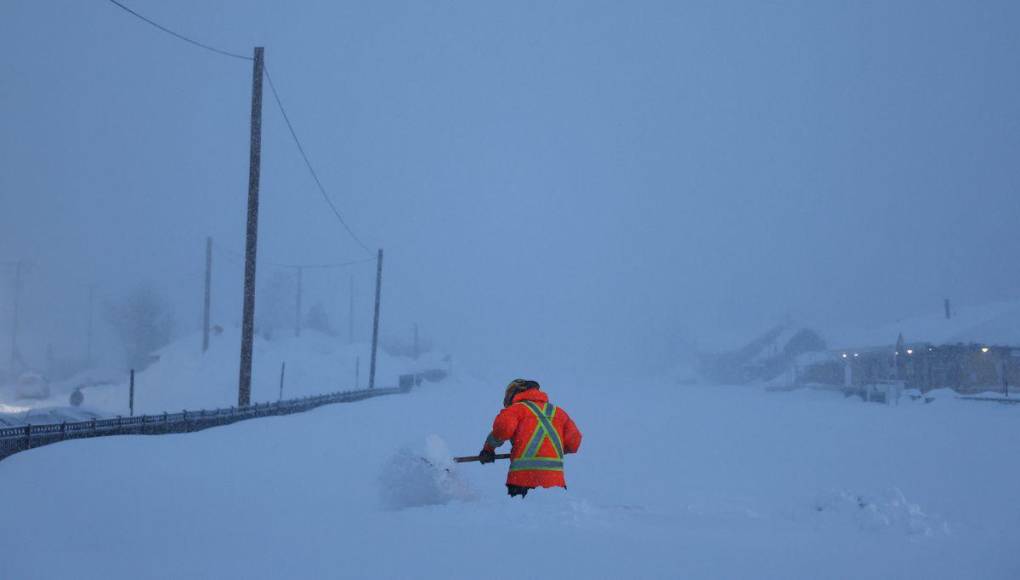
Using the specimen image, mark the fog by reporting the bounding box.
[2,0,1019,381]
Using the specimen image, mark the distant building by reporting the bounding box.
[799,301,1020,395]
[800,343,1016,395]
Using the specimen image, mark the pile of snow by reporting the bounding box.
[809,488,951,537]
[378,435,475,509]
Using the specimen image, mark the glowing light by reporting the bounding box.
[841,353,848,359]
[906,349,913,355]
[981,347,990,353]
[853,353,860,358]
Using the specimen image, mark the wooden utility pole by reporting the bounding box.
[295,266,303,337]
[368,249,383,389]
[202,236,213,353]
[238,46,264,408]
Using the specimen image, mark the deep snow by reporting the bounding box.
[0,372,1017,579]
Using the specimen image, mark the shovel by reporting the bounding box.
[454,453,511,463]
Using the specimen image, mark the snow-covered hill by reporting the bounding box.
[1,376,1017,579]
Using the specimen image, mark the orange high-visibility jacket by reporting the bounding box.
[482,389,582,488]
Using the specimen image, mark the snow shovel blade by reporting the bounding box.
[454,453,511,463]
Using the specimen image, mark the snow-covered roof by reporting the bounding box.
[828,300,1020,350]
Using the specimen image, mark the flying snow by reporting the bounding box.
[377,435,475,509]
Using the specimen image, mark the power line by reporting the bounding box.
[104,1,376,255]
[297,258,376,270]
[212,242,373,270]
[264,65,373,255]
[106,0,252,62]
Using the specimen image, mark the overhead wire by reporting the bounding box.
[264,65,373,255]
[212,242,373,270]
[106,0,252,62]
[104,0,377,257]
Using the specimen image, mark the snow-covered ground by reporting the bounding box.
[1,373,1017,579]
[0,328,448,424]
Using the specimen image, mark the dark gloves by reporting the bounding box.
[479,448,496,464]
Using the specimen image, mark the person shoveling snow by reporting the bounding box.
[467,379,583,499]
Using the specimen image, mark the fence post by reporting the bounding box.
[91,418,97,435]
[279,361,286,401]
[60,421,66,440]
[129,369,135,417]
[183,410,188,432]
[24,424,31,450]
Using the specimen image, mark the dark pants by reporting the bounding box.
[506,484,533,498]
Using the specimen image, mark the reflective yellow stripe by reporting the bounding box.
[509,458,564,471]
[519,401,564,461]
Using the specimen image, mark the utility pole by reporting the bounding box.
[348,274,354,343]
[238,46,264,408]
[368,249,383,389]
[413,323,419,360]
[295,266,303,337]
[129,369,135,417]
[202,236,213,353]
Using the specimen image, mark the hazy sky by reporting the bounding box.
[2,1,1019,378]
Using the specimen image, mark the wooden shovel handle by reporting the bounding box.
[454,453,511,463]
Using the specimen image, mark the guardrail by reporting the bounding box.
[0,384,409,462]
[957,396,1020,405]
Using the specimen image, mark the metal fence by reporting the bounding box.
[0,384,410,462]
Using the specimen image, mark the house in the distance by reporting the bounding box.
[800,300,1020,396]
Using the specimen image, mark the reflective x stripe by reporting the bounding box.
[509,458,563,471]
[520,401,564,459]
